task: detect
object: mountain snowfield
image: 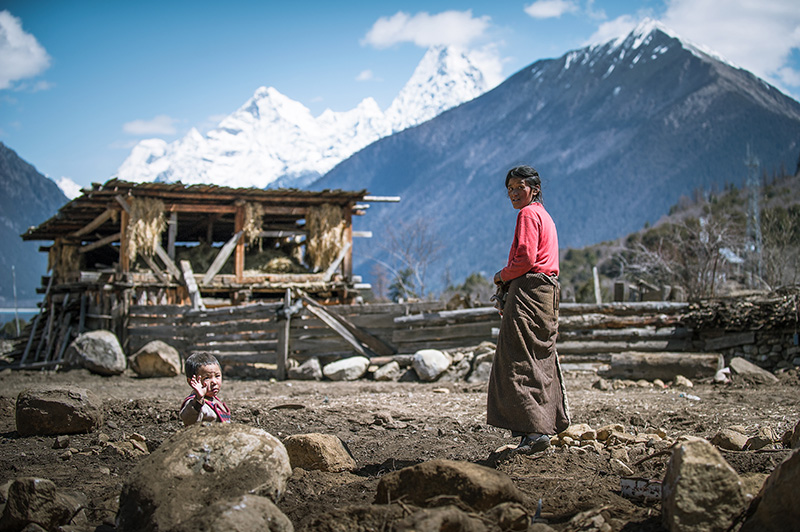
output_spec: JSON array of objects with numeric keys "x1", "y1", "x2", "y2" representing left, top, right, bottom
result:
[{"x1": 116, "y1": 46, "x2": 490, "y2": 189}]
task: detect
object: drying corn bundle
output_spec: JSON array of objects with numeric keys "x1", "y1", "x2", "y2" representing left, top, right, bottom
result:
[
  {"x1": 305, "y1": 203, "x2": 344, "y2": 271},
  {"x1": 243, "y1": 202, "x2": 265, "y2": 245},
  {"x1": 126, "y1": 197, "x2": 166, "y2": 262},
  {"x1": 49, "y1": 238, "x2": 80, "y2": 280}
]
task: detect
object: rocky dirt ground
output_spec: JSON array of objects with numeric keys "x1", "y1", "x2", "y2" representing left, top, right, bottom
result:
[{"x1": 0, "y1": 365, "x2": 798, "y2": 531}]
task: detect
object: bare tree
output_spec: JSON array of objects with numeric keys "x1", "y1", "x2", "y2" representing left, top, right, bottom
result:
[
  {"x1": 370, "y1": 218, "x2": 444, "y2": 300},
  {"x1": 622, "y1": 212, "x2": 747, "y2": 298}
]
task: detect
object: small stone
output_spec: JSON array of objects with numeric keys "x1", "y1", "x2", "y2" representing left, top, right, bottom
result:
[
  {"x1": 432, "y1": 388, "x2": 450, "y2": 394},
  {"x1": 711, "y1": 429, "x2": 748, "y2": 451},
  {"x1": 60, "y1": 451, "x2": 72, "y2": 460},
  {"x1": 745, "y1": 427, "x2": 778, "y2": 450},
  {"x1": 597, "y1": 424, "x2": 625, "y2": 441},
  {"x1": 673, "y1": 375, "x2": 693, "y2": 388},
  {"x1": 653, "y1": 379, "x2": 666, "y2": 388},
  {"x1": 636, "y1": 379, "x2": 652, "y2": 388},
  {"x1": 559, "y1": 423, "x2": 593, "y2": 440},
  {"x1": 130, "y1": 432, "x2": 146, "y2": 442},
  {"x1": 52, "y1": 435, "x2": 70, "y2": 449},
  {"x1": 592, "y1": 378, "x2": 612, "y2": 391}
]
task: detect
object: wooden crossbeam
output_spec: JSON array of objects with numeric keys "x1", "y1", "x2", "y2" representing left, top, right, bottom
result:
[{"x1": 202, "y1": 231, "x2": 242, "y2": 285}]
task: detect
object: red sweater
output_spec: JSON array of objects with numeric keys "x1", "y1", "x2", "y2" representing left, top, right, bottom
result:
[{"x1": 500, "y1": 202, "x2": 559, "y2": 281}]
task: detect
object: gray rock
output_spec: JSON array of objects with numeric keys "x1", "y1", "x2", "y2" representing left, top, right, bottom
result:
[
  {"x1": 65, "y1": 330, "x2": 126, "y2": 376},
  {"x1": 741, "y1": 448, "x2": 800, "y2": 532},
  {"x1": 467, "y1": 361, "x2": 493, "y2": 383},
  {"x1": 729, "y1": 357, "x2": 779, "y2": 384},
  {"x1": 412, "y1": 349, "x2": 451, "y2": 381},
  {"x1": 15, "y1": 388, "x2": 103, "y2": 436},
  {"x1": 288, "y1": 357, "x2": 323, "y2": 381},
  {"x1": 0, "y1": 477, "x2": 87, "y2": 532},
  {"x1": 375, "y1": 459, "x2": 525, "y2": 511},
  {"x1": 662, "y1": 438, "x2": 745, "y2": 532},
  {"x1": 170, "y1": 494, "x2": 293, "y2": 532},
  {"x1": 437, "y1": 357, "x2": 472, "y2": 382},
  {"x1": 283, "y1": 433, "x2": 356, "y2": 472},
  {"x1": 373, "y1": 361, "x2": 403, "y2": 382},
  {"x1": 710, "y1": 429, "x2": 749, "y2": 451},
  {"x1": 322, "y1": 356, "x2": 370, "y2": 381},
  {"x1": 116, "y1": 424, "x2": 291, "y2": 532},
  {"x1": 128, "y1": 340, "x2": 181, "y2": 378},
  {"x1": 791, "y1": 419, "x2": 800, "y2": 449}
]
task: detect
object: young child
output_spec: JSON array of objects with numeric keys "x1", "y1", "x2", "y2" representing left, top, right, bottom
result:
[{"x1": 180, "y1": 352, "x2": 231, "y2": 426}]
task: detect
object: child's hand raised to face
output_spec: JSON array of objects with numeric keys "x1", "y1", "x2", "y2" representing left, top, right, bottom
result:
[{"x1": 189, "y1": 374, "x2": 208, "y2": 402}]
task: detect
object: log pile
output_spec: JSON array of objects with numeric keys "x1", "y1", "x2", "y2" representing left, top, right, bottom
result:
[{"x1": 682, "y1": 286, "x2": 800, "y2": 331}]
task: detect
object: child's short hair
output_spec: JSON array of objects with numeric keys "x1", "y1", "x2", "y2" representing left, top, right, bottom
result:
[{"x1": 185, "y1": 352, "x2": 221, "y2": 378}]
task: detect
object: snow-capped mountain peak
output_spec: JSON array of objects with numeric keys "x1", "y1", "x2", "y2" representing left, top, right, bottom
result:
[{"x1": 116, "y1": 46, "x2": 489, "y2": 189}]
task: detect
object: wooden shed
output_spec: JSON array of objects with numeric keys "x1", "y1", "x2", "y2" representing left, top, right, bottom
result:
[{"x1": 16, "y1": 179, "x2": 380, "y2": 369}]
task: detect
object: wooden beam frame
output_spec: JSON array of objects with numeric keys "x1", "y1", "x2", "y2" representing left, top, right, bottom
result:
[
  {"x1": 71, "y1": 208, "x2": 115, "y2": 237},
  {"x1": 202, "y1": 231, "x2": 242, "y2": 285},
  {"x1": 79, "y1": 232, "x2": 121, "y2": 254},
  {"x1": 234, "y1": 203, "x2": 245, "y2": 282}
]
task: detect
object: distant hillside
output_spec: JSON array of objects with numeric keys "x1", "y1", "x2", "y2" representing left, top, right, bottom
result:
[
  {"x1": 560, "y1": 167, "x2": 800, "y2": 301},
  {"x1": 0, "y1": 143, "x2": 68, "y2": 305},
  {"x1": 313, "y1": 21, "x2": 800, "y2": 293}
]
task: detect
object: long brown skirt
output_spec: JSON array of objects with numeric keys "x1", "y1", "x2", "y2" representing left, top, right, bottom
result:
[{"x1": 487, "y1": 272, "x2": 570, "y2": 436}]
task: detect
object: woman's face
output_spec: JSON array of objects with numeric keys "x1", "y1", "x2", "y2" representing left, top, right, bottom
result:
[{"x1": 507, "y1": 177, "x2": 538, "y2": 210}]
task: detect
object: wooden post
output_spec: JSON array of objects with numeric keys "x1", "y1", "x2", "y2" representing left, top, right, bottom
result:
[
  {"x1": 343, "y1": 204, "x2": 353, "y2": 280},
  {"x1": 276, "y1": 288, "x2": 291, "y2": 380},
  {"x1": 592, "y1": 266, "x2": 602, "y2": 305},
  {"x1": 119, "y1": 208, "x2": 130, "y2": 273},
  {"x1": 167, "y1": 212, "x2": 177, "y2": 260},
  {"x1": 234, "y1": 203, "x2": 245, "y2": 283}
]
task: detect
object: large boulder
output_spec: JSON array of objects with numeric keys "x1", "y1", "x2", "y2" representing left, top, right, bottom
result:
[
  {"x1": 740, "y1": 448, "x2": 800, "y2": 532},
  {"x1": 116, "y1": 423, "x2": 291, "y2": 532},
  {"x1": 412, "y1": 349, "x2": 451, "y2": 381},
  {"x1": 0, "y1": 477, "x2": 87, "y2": 532},
  {"x1": 170, "y1": 494, "x2": 293, "y2": 532},
  {"x1": 283, "y1": 433, "x2": 356, "y2": 472},
  {"x1": 287, "y1": 357, "x2": 323, "y2": 381},
  {"x1": 375, "y1": 459, "x2": 526, "y2": 511},
  {"x1": 322, "y1": 356, "x2": 369, "y2": 381},
  {"x1": 128, "y1": 340, "x2": 181, "y2": 377},
  {"x1": 15, "y1": 388, "x2": 103, "y2": 436},
  {"x1": 65, "y1": 330, "x2": 126, "y2": 376},
  {"x1": 661, "y1": 438, "x2": 745, "y2": 532}
]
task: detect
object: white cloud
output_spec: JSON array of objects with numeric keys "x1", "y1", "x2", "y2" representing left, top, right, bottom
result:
[
  {"x1": 524, "y1": 0, "x2": 579, "y2": 19},
  {"x1": 362, "y1": 10, "x2": 490, "y2": 49},
  {"x1": 660, "y1": 0, "x2": 800, "y2": 90},
  {"x1": 123, "y1": 115, "x2": 178, "y2": 136},
  {"x1": 583, "y1": 14, "x2": 638, "y2": 46},
  {"x1": 356, "y1": 69, "x2": 374, "y2": 81},
  {"x1": 0, "y1": 10, "x2": 51, "y2": 90}
]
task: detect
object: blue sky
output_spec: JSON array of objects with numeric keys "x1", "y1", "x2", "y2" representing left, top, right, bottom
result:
[{"x1": 2, "y1": 0, "x2": 799, "y2": 194}]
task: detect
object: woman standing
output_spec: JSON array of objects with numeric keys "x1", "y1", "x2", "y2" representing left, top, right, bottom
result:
[{"x1": 487, "y1": 165, "x2": 570, "y2": 453}]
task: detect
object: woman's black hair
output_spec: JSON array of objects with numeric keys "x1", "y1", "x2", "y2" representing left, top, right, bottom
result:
[
  {"x1": 505, "y1": 165, "x2": 542, "y2": 203},
  {"x1": 185, "y1": 351, "x2": 221, "y2": 378}
]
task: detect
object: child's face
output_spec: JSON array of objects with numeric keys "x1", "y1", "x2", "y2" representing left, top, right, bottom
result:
[{"x1": 194, "y1": 364, "x2": 223, "y2": 397}]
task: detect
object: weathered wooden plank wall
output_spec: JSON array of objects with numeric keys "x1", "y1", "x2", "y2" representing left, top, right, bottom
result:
[{"x1": 126, "y1": 300, "x2": 693, "y2": 371}]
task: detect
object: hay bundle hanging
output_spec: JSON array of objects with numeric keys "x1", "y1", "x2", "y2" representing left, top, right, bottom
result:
[
  {"x1": 243, "y1": 202, "x2": 265, "y2": 245},
  {"x1": 126, "y1": 197, "x2": 166, "y2": 262},
  {"x1": 49, "y1": 238, "x2": 80, "y2": 279},
  {"x1": 305, "y1": 203, "x2": 344, "y2": 271}
]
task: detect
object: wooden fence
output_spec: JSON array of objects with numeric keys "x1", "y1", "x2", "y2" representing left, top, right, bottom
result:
[{"x1": 125, "y1": 300, "x2": 692, "y2": 373}]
